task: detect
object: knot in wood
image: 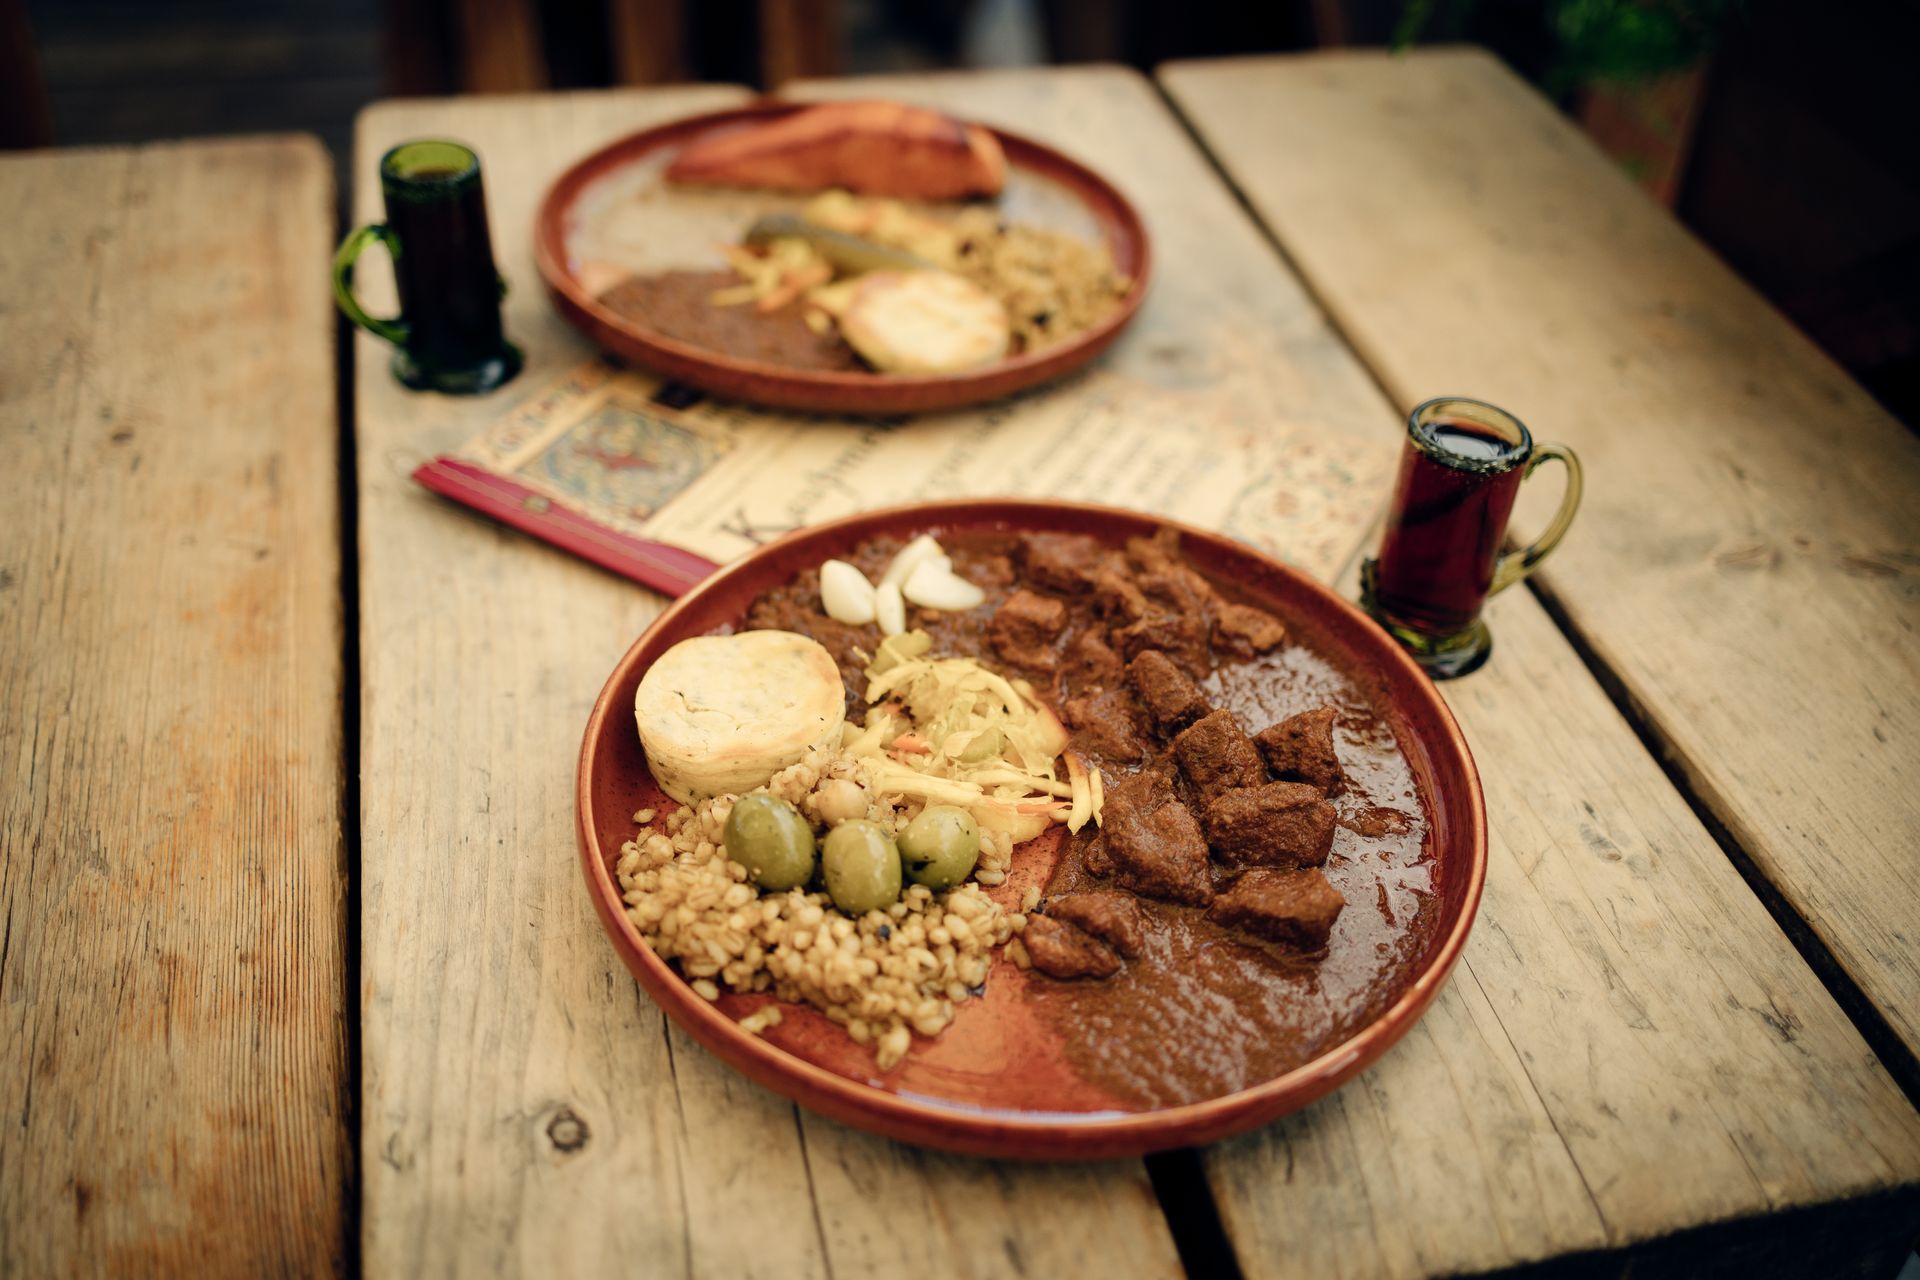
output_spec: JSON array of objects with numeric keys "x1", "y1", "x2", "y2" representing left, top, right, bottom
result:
[{"x1": 546, "y1": 1107, "x2": 590, "y2": 1153}]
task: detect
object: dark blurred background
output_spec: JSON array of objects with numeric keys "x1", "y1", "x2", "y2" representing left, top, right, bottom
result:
[{"x1": 9, "y1": 0, "x2": 1916, "y2": 426}]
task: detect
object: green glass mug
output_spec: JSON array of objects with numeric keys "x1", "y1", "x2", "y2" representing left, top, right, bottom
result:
[{"x1": 333, "y1": 140, "x2": 523, "y2": 395}]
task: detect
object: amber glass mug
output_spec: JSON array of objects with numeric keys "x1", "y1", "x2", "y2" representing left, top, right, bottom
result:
[{"x1": 1361, "y1": 398, "x2": 1582, "y2": 678}]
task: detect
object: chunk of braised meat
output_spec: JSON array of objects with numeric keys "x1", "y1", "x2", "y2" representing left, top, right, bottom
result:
[
  {"x1": 1124, "y1": 526, "x2": 1186, "y2": 577},
  {"x1": 1203, "y1": 782, "x2": 1337, "y2": 868},
  {"x1": 1254, "y1": 706, "x2": 1344, "y2": 795},
  {"x1": 1063, "y1": 627, "x2": 1127, "y2": 694},
  {"x1": 1214, "y1": 601, "x2": 1288, "y2": 655},
  {"x1": 1019, "y1": 532, "x2": 1107, "y2": 595},
  {"x1": 1101, "y1": 769, "x2": 1214, "y2": 905},
  {"x1": 1207, "y1": 868, "x2": 1346, "y2": 949},
  {"x1": 1023, "y1": 913, "x2": 1121, "y2": 979},
  {"x1": 1082, "y1": 832, "x2": 1113, "y2": 878},
  {"x1": 1114, "y1": 610, "x2": 1213, "y2": 680},
  {"x1": 1063, "y1": 690, "x2": 1149, "y2": 764},
  {"x1": 1127, "y1": 528, "x2": 1218, "y2": 608},
  {"x1": 1145, "y1": 565, "x2": 1209, "y2": 609},
  {"x1": 1094, "y1": 542, "x2": 1214, "y2": 677},
  {"x1": 1138, "y1": 563, "x2": 1213, "y2": 617},
  {"x1": 968, "y1": 552, "x2": 1018, "y2": 590},
  {"x1": 1127, "y1": 650, "x2": 1209, "y2": 734},
  {"x1": 1045, "y1": 891, "x2": 1144, "y2": 958},
  {"x1": 1172, "y1": 709, "x2": 1267, "y2": 803},
  {"x1": 1091, "y1": 559, "x2": 1150, "y2": 623},
  {"x1": 1105, "y1": 764, "x2": 1171, "y2": 809},
  {"x1": 988, "y1": 588, "x2": 1067, "y2": 671}
]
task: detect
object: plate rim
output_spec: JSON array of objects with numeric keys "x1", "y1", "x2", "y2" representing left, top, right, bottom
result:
[
  {"x1": 533, "y1": 101, "x2": 1154, "y2": 414},
  {"x1": 575, "y1": 498, "x2": 1488, "y2": 1158}
]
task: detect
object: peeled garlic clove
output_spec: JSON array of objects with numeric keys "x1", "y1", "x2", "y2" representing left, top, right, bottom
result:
[
  {"x1": 820, "y1": 559, "x2": 877, "y2": 624},
  {"x1": 902, "y1": 560, "x2": 985, "y2": 611},
  {"x1": 880, "y1": 534, "x2": 946, "y2": 590},
  {"x1": 874, "y1": 581, "x2": 906, "y2": 636}
]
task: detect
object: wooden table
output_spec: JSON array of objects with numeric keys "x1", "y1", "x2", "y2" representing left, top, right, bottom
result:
[
  {"x1": 1, "y1": 138, "x2": 345, "y2": 1273},
  {"x1": 5, "y1": 49, "x2": 1918, "y2": 1279}
]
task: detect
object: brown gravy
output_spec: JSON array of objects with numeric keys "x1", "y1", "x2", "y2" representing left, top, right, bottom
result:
[
  {"x1": 600, "y1": 270, "x2": 863, "y2": 372},
  {"x1": 745, "y1": 529, "x2": 1440, "y2": 1109}
]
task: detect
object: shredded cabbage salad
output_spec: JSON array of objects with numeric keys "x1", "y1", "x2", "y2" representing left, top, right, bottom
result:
[{"x1": 844, "y1": 630, "x2": 1103, "y2": 843}]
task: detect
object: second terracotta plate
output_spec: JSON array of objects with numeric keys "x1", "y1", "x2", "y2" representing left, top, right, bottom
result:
[
  {"x1": 577, "y1": 500, "x2": 1487, "y2": 1159},
  {"x1": 534, "y1": 103, "x2": 1151, "y2": 414}
]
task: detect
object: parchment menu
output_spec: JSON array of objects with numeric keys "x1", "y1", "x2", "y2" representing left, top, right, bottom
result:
[{"x1": 448, "y1": 356, "x2": 1391, "y2": 584}]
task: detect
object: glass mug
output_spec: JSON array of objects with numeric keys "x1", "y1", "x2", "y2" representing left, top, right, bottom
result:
[
  {"x1": 1361, "y1": 397, "x2": 1583, "y2": 678},
  {"x1": 333, "y1": 140, "x2": 523, "y2": 395}
]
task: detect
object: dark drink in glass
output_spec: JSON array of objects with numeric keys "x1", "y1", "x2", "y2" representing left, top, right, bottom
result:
[
  {"x1": 1363, "y1": 398, "x2": 1582, "y2": 678},
  {"x1": 333, "y1": 140, "x2": 522, "y2": 395}
]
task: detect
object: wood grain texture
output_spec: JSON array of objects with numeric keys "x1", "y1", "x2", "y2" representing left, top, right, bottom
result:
[
  {"x1": 454, "y1": 0, "x2": 547, "y2": 93},
  {"x1": 0, "y1": 138, "x2": 345, "y2": 1275},
  {"x1": 759, "y1": 0, "x2": 842, "y2": 89},
  {"x1": 352, "y1": 83, "x2": 1184, "y2": 1277},
  {"x1": 608, "y1": 0, "x2": 688, "y2": 85},
  {"x1": 1159, "y1": 47, "x2": 1920, "y2": 1059}
]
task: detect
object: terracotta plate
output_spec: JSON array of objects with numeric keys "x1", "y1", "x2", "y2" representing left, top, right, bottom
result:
[
  {"x1": 577, "y1": 500, "x2": 1486, "y2": 1158},
  {"x1": 534, "y1": 103, "x2": 1150, "y2": 414}
]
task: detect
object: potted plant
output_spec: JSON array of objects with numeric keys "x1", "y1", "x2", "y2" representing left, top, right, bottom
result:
[{"x1": 1396, "y1": 0, "x2": 1748, "y2": 206}]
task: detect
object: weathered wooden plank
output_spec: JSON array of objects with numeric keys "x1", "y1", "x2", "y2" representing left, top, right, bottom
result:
[
  {"x1": 0, "y1": 138, "x2": 346, "y2": 1275},
  {"x1": 352, "y1": 83, "x2": 1186, "y2": 1278},
  {"x1": 1160, "y1": 47, "x2": 1920, "y2": 1062}
]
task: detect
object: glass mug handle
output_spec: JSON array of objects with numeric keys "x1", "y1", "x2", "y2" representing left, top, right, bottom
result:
[
  {"x1": 1488, "y1": 442, "x2": 1584, "y2": 596},
  {"x1": 332, "y1": 224, "x2": 409, "y2": 346}
]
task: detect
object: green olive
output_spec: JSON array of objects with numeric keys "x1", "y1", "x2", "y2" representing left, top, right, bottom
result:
[
  {"x1": 821, "y1": 820, "x2": 903, "y2": 915},
  {"x1": 898, "y1": 804, "x2": 980, "y2": 889},
  {"x1": 723, "y1": 794, "x2": 816, "y2": 892}
]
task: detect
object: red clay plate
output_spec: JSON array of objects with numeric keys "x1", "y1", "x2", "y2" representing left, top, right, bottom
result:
[
  {"x1": 576, "y1": 500, "x2": 1486, "y2": 1158},
  {"x1": 534, "y1": 102, "x2": 1150, "y2": 414}
]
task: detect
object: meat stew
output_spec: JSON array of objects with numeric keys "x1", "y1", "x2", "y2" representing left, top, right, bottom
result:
[{"x1": 744, "y1": 525, "x2": 1440, "y2": 1109}]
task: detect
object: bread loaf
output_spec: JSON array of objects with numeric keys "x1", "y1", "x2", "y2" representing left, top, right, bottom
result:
[
  {"x1": 635, "y1": 630, "x2": 845, "y2": 804},
  {"x1": 666, "y1": 101, "x2": 1006, "y2": 201},
  {"x1": 837, "y1": 271, "x2": 1010, "y2": 374}
]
